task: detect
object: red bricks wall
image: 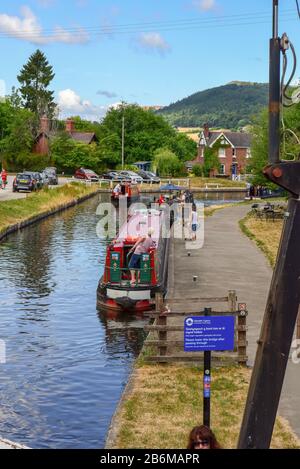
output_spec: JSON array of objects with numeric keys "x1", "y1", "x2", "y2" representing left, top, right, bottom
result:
[{"x1": 33, "y1": 134, "x2": 49, "y2": 155}]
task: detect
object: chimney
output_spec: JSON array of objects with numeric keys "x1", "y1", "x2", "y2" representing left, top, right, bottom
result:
[
  {"x1": 40, "y1": 115, "x2": 49, "y2": 133},
  {"x1": 66, "y1": 118, "x2": 75, "y2": 133},
  {"x1": 203, "y1": 123, "x2": 210, "y2": 139}
]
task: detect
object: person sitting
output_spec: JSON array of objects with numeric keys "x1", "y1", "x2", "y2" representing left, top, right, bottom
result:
[
  {"x1": 187, "y1": 425, "x2": 221, "y2": 450},
  {"x1": 158, "y1": 194, "x2": 165, "y2": 205},
  {"x1": 128, "y1": 228, "x2": 156, "y2": 285}
]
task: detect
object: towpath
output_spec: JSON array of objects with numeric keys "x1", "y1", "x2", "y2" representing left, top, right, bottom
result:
[{"x1": 168, "y1": 204, "x2": 300, "y2": 438}]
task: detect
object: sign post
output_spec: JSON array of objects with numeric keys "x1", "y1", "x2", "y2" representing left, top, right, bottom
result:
[
  {"x1": 203, "y1": 308, "x2": 211, "y2": 427},
  {"x1": 184, "y1": 311, "x2": 235, "y2": 428}
]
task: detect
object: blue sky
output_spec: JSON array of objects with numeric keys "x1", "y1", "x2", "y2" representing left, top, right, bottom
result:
[{"x1": 0, "y1": 0, "x2": 300, "y2": 120}]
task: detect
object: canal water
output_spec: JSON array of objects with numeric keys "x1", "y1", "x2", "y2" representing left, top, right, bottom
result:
[{"x1": 0, "y1": 192, "x2": 244, "y2": 449}]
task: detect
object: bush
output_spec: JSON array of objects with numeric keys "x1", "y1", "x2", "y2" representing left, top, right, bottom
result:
[{"x1": 192, "y1": 164, "x2": 203, "y2": 177}]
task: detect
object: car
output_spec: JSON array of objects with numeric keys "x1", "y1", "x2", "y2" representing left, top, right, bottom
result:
[
  {"x1": 137, "y1": 170, "x2": 160, "y2": 184},
  {"x1": 27, "y1": 172, "x2": 47, "y2": 189},
  {"x1": 74, "y1": 168, "x2": 99, "y2": 182},
  {"x1": 43, "y1": 167, "x2": 58, "y2": 185},
  {"x1": 102, "y1": 171, "x2": 124, "y2": 181},
  {"x1": 118, "y1": 170, "x2": 143, "y2": 184},
  {"x1": 13, "y1": 173, "x2": 38, "y2": 192}
]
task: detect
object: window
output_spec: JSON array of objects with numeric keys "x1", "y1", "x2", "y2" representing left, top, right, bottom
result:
[
  {"x1": 220, "y1": 164, "x2": 225, "y2": 175},
  {"x1": 232, "y1": 148, "x2": 236, "y2": 157},
  {"x1": 218, "y1": 147, "x2": 226, "y2": 158},
  {"x1": 246, "y1": 148, "x2": 251, "y2": 159}
]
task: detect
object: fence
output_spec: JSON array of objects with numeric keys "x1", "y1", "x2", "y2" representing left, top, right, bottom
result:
[{"x1": 143, "y1": 290, "x2": 248, "y2": 365}]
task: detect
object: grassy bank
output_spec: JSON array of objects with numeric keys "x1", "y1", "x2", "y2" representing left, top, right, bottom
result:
[
  {"x1": 109, "y1": 364, "x2": 299, "y2": 449},
  {"x1": 0, "y1": 183, "x2": 100, "y2": 235},
  {"x1": 189, "y1": 177, "x2": 246, "y2": 189},
  {"x1": 239, "y1": 213, "x2": 282, "y2": 267}
]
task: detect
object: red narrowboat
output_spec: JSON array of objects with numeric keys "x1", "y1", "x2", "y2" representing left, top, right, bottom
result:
[
  {"x1": 111, "y1": 182, "x2": 140, "y2": 206},
  {"x1": 97, "y1": 208, "x2": 169, "y2": 312}
]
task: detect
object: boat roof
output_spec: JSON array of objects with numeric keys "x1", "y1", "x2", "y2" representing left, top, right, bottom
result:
[{"x1": 115, "y1": 209, "x2": 161, "y2": 245}]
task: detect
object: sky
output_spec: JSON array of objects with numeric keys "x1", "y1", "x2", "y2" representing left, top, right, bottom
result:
[{"x1": 0, "y1": 0, "x2": 300, "y2": 121}]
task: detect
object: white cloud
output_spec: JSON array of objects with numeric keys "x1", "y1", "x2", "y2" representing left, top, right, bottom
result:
[
  {"x1": 58, "y1": 89, "x2": 110, "y2": 121},
  {"x1": 192, "y1": 0, "x2": 216, "y2": 11},
  {"x1": 0, "y1": 6, "x2": 89, "y2": 45},
  {"x1": 135, "y1": 32, "x2": 171, "y2": 55}
]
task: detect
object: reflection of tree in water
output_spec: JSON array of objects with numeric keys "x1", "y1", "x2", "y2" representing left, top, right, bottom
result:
[
  {"x1": 11, "y1": 221, "x2": 55, "y2": 299},
  {"x1": 97, "y1": 308, "x2": 148, "y2": 358}
]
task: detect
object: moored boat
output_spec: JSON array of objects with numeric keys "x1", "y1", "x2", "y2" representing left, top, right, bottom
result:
[
  {"x1": 97, "y1": 207, "x2": 169, "y2": 312},
  {"x1": 111, "y1": 182, "x2": 140, "y2": 206}
]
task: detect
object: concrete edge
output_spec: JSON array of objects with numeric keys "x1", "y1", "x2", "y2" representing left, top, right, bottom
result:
[
  {"x1": 104, "y1": 366, "x2": 140, "y2": 449},
  {"x1": 0, "y1": 189, "x2": 101, "y2": 244},
  {"x1": 0, "y1": 438, "x2": 30, "y2": 449}
]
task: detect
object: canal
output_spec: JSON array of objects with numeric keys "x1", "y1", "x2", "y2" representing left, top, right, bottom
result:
[{"x1": 0, "y1": 191, "x2": 244, "y2": 448}]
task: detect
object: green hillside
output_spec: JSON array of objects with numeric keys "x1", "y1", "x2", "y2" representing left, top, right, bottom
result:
[{"x1": 157, "y1": 81, "x2": 268, "y2": 129}]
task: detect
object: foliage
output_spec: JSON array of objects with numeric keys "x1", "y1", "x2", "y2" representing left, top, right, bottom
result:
[
  {"x1": 247, "y1": 104, "x2": 300, "y2": 187},
  {"x1": 51, "y1": 134, "x2": 106, "y2": 173},
  {"x1": 98, "y1": 104, "x2": 197, "y2": 167},
  {"x1": 0, "y1": 105, "x2": 36, "y2": 170},
  {"x1": 203, "y1": 147, "x2": 221, "y2": 177},
  {"x1": 192, "y1": 164, "x2": 203, "y2": 177},
  {"x1": 157, "y1": 82, "x2": 269, "y2": 129},
  {"x1": 152, "y1": 148, "x2": 186, "y2": 176},
  {"x1": 17, "y1": 49, "x2": 56, "y2": 119}
]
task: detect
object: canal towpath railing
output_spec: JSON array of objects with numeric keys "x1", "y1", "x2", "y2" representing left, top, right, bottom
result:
[{"x1": 143, "y1": 290, "x2": 248, "y2": 365}]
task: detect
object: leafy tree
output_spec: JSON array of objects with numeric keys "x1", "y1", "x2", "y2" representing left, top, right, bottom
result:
[
  {"x1": 98, "y1": 104, "x2": 197, "y2": 167},
  {"x1": 0, "y1": 108, "x2": 35, "y2": 169},
  {"x1": 17, "y1": 49, "x2": 56, "y2": 119},
  {"x1": 203, "y1": 147, "x2": 220, "y2": 177},
  {"x1": 192, "y1": 164, "x2": 203, "y2": 177},
  {"x1": 152, "y1": 148, "x2": 185, "y2": 177}
]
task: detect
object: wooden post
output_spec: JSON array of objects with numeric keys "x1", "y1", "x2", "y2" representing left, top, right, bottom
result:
[
  {"x1": 155, "y1": 292, "x2": 167, "y2": 357},
  {"x1": 297, "y1": 307, "x2": 300, "y2": 340},
  {"x1": 238, "y1": 310, "x2": 247, "y2": 365},
  {"x1": 228, "y1": 290, "x2": 237, "y2": 351}
]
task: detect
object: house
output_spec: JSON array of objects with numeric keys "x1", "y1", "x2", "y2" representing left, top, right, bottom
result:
[
  {"x1": 186, "y1": 124, "x2": 251, "y2": 177},
  {"x1": 33, "y1": 117, "x2": 98, "y2": 155}
]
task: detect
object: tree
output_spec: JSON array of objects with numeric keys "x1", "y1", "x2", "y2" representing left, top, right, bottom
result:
[
  {"x1": 98, "y1": 103, "x2": 197, "y2": 167},
  {"x1": 152, "y1": 148, "x2": 185, "y2": 176},
  {"x1": 192, "y1": 164, "x2": 203, "y2": 177},
  {"x1": 203, "y1": 147, "x2": 220, "y2": 177},
  {"x1": 17, "y1": 49, "x2": 56, "y2": 119}
]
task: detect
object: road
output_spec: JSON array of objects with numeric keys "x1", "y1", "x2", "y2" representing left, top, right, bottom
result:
[{"x1": 0, "y1": 175, "x2": 67, "y2": 202}]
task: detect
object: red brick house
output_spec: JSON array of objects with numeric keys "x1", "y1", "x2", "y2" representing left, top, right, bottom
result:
[
  {"x1": 33, "y1": 117, "x2": 98, "y2": 155},
  {"x1": 186, "y1": 124, "x2": 251, "y2": 177}
]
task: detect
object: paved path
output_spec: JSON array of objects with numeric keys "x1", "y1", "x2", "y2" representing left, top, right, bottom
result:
[
  {"x1": 0, "y1": 176, "x2": 68, "y2": 202},
  {"x1": 168, "y1": 204, "x2": 300, "y2": 438}
]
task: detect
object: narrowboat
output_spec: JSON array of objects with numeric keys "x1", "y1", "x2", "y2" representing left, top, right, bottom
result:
[
  {"x1": 111, "y1": 182, "x2": 140, "y2": 206},
  {"x1": 97, "y1": 208, "x2": 170, "y2": 312}
]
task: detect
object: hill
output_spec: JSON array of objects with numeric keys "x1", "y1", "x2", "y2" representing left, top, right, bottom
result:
[{"x1": 157, "y1": 82, "x2": 268, "y2": 129}]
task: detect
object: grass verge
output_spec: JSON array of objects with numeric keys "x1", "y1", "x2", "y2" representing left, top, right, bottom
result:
[
  {"x1": 0, "y1": 183, "x2": 99, "y2": 236},
  {"x1": 110, "y1": 364, "x2": 299, "y2": 449},
  {"x1": 239, "y1": 212, "x2": 283, "y2": 267}
]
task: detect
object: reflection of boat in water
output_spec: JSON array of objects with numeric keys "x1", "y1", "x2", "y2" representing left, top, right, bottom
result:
[
  {"x1": 97, "y1": 207, "x2": 169, "y2": 312},
  {"x1": 111, "y1": 182, "x2": 140, "y2": 207}
]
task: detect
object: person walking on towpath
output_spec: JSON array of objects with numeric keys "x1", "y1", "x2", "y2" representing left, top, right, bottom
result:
[{"x1": 1, "y1": 168, "x2": 7, "y2": 190}]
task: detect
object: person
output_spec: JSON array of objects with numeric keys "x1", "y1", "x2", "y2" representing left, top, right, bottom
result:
[
  {"x1": 1, "y1": 168, "x2": 7, "y2": 190},
  {"x1": 191, "y1": 203, "x2": 198, "y2": 241},
  {"x1": 113, "y1": 182, "x2": 121, "y2": 196},
  {"x1": 187, "y1": 425, "x2": 221, "y2": 450},
  {"x1": 158, "y1": 194, "x2": 165, "y2": 205},
  {"x1": 128, "y1": 228, "x2": 156, "y2": 285}
]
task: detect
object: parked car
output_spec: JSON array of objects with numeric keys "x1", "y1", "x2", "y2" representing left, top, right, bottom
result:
[
  {"x1": 102, "y1": 171, "x2": 124, "y2": 181},
  {"x1": 13, "y1": 173, "x2": 38, "y2": 192},
  {"x1": 74, "y1": 168, "x2": 99, "y2": 182},
  {"x1": 137, "y1": 170, "x2": 160, "y2": 184},
  {"x1": 118, "y1": 170, "x2": 143, "y2": 184},
  {"x1": 43, "y1": 167, "x2": 58, "y2": 185},
  {"x1": 28, "y1": 172, "x2": 47, "y2": 189}
]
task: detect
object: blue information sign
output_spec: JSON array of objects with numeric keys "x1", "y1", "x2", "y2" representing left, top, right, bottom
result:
[{"x1": 184, "y1": 316, "x2": 235, "y2": 352}]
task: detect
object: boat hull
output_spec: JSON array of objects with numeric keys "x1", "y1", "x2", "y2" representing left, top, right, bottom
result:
[{"x1": 97, "y1": 280, "x2": 156, "y2": 312}]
